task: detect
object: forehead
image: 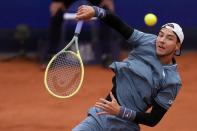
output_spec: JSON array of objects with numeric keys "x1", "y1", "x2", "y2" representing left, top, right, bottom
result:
[{"x1": 159, "y1": 28, "x2": 176, "y2": 37}]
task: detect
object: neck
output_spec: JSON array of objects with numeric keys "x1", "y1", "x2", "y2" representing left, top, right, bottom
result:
[{"x1": 158, "y1": 54, "x2": 174, "y2": 65}]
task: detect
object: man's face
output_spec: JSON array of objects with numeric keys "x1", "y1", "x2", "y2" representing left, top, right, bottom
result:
[{"x1": 156, "y1": 28, "x2": 180, "y2": 56}]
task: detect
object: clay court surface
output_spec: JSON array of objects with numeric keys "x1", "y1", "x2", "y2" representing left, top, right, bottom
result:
[{"x1": 0, "y1": 51, "x2": 197, "y2": 131}]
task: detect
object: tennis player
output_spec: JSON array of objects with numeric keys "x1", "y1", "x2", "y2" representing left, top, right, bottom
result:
[{"x1": 73, "y1": 5, "x2": 184, "y2": 131}]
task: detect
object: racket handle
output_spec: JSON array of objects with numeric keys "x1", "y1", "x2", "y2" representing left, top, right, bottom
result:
[{"x1": 75, "y1": 21, "x2": 84, "y2": 35}]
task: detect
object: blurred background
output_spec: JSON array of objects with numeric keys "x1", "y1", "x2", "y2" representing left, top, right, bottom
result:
[
  {"x1": 0, "y1": 0, "x2": 196, "y2": 63},
  {"x1": 0, "y1": 0, "x2": 197, "y2": 131}
]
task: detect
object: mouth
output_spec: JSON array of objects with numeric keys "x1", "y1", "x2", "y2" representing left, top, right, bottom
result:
[{"x1": 158, "y1": 45, "x2": 165, "y2": 50}]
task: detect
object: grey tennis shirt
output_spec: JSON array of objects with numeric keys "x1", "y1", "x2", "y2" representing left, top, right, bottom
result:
[
  {"x1": 110, "y1": 29, "x2": 182, "y2": 111},
  {"x1": 88, "y1": 29, "x2": 182, "y2": 130}
]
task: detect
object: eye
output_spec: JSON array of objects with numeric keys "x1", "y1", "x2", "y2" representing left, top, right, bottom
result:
[
  {"x1": 158, "y1": 33, "x2": 163, "y2": 37},
  {"x1": 167, "y1": 36, "x2": 174, "y2": 41}
]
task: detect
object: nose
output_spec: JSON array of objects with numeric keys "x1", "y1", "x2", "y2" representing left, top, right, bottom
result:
[{"x1": 158, "y1": 37, "x2": 165, "y2": 44}]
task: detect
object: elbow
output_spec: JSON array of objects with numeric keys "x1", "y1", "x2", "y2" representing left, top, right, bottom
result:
[
  {"x1": 148, "y1": 123, "x2": 157, "y2": 127},
  {"x1": 135, "y1": 119, "x2": 160, "y2": 127},
  {"x1": 147, "y1": 120, "x2": 160, "y2": 127}
]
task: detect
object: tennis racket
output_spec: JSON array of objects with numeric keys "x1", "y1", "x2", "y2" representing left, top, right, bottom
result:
[{"x1": 44, "y1": 21, "x2": 84, "y2": 99}]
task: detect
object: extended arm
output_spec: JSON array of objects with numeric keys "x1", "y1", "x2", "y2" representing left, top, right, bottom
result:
[
  {"x1": 99, "y1": 8, "x2": 133, "y2": 39},
  {"x1": 76, "y1": 5, "x2": 134, "y2": 39}
]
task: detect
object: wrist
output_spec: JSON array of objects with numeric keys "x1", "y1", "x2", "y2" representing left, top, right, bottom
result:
[
  {"x1": 92, "y1": 6, "x2": 106, "y2": 18},
  {"x1": 118, "y1": 106, "x2": 136, "y2": 121}
]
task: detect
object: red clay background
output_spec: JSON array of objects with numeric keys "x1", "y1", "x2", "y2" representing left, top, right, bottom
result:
[{"x1": 0, "y1": 52, "x2": 197, "y2": 131}]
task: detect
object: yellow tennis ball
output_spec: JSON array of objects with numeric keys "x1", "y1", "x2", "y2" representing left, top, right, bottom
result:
[{"x1": 144, "y1": 13, "x2": 157, "y2": 26}]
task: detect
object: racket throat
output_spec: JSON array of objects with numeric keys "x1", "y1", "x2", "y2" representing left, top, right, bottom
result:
[{"x1": 74, "y1": 33, "x2": 80, "y2": 37}]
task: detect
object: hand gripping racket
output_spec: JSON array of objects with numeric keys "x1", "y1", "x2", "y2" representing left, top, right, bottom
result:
[{"x1": 44, "y1": 21, "x2": 84, "y2": 98}]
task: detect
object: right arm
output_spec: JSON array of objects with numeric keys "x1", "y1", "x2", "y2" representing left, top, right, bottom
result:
[
  {"x1": 100, "y1": 9, "x2": 133, "y2": 39},
  {"x1": 76, "y1": 5, "x2": 134, "y2": 40}
]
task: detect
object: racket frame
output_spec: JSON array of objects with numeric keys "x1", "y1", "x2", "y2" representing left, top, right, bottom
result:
[{"x1": 44, "y1": 22, "x2": 84, "y2": 98}]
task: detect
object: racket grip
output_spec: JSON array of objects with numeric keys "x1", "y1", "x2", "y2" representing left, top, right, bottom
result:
[{"x1": 75, "y1": 21, "x2": 84, "y2": 35}]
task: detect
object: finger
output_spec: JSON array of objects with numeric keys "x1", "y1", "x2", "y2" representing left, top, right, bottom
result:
[
  {"x1": 75, "y1": 14, "x2": 86, "y2": 20},
  {"x1": 76, "y1": 11, "x2": 84, "y2": 17},
  {"x1": 110, "y1": 92, "x2": 116, "y2": 101},
  {"x1": 96, "y1": 111, "x2": 108, "y2": 115},
  {"x1": 99, "y1": 98, "x2": 110, "y2": 104},
  {"x1": 95, "y1": 102, "x2": 111, "y2": 111},
  {"x1": 77, "y1": 7, "x2": 84, "y2": 13},
  {"x1": 95, "y1": 102, "x2": 109, "y2": 108},
  {"x1": 95, "y1": 103, "x2": 107, "y2": 111},
  {"x1": 78, "y1": 5, "x2": 85, "y2": 11}
]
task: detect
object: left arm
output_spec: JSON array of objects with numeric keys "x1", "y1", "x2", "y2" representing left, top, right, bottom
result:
[
  {"x1": 95, "y1": 93, "x2": 167, "y2": 127},
  {"x1": 133, "y1": 101, "x2": 167, "y2": 127}
]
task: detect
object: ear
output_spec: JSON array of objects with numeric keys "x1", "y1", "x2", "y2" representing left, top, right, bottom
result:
[
  {"x1": 175, "y1": 43, "x2": 182, "y2": 56},
  {"x1": 175, "y1": 42, "x2": 181, "y2": 50}
]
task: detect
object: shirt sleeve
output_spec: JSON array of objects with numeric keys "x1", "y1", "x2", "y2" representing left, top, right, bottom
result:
[
  {"x1": 127, "y1": 29, "x2": 157, "y2": 47},
  {"x1": 154, "y1": 83, "x2": 181, "y2": 110},
  {"x1": 134, "y1": 100, "x2": 167, "y2": 127},
  {"x1": 98, "y1": 8, "x2": 156, "y2": 47}
]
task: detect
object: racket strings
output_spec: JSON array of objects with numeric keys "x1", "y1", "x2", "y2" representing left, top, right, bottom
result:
[{"x1": 47, "y1": 52, "x2": 82, "y2": 96}]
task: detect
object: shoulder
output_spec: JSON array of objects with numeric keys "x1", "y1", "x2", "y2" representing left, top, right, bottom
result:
[
  {"x1": 127, "y1": 29, "x2": 157, "y2": 45},
  {"x1": 154, "y1": 67, "x2": 182, "y2": 110}
]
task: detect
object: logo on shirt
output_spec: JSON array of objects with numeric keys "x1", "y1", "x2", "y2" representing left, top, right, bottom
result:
[
  {"x1": 162, "y1": 70, "x2": 166, "y2": 78},
  {"x1": 168, "y1": 100, "x2": 173, "y2": 105}
]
